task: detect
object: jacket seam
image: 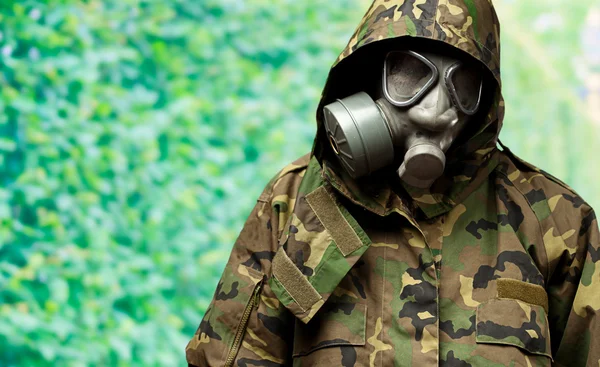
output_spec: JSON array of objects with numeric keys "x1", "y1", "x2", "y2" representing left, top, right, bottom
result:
[{"x1": 257, "y1": 159, "x2": 311, "y2": 283}]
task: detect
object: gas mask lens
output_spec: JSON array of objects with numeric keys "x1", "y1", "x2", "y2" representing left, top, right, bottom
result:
[
  {"x1": 446, "y1": 63, "x2": 483, "y2": 115},
  {"x1": 383, "y1": 50, "x2": 483, "y2": 115},
  {"x1": 383, "y1": 51, "x2": 437, "y2": 106}
]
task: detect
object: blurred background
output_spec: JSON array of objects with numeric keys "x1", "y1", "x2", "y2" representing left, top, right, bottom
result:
[{"x1": 0, "y1": 0, "x2": 598, "y2": 366}]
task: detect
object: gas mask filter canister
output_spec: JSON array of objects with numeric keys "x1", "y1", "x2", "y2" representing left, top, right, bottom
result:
[{"x1": 323, "y1": 92, "x2": 395, "y2": 179}]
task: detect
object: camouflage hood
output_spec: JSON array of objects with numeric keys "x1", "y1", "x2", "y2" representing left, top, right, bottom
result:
[{"x1": 313, "y1": 0, "x2": 504, "y2": 218}]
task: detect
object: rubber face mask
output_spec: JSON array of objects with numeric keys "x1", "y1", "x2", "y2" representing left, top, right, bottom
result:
[{"x1": 324, "y1": 49, "x2": 484, "y2": 188}]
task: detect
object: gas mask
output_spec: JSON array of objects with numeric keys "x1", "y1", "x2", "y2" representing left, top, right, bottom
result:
[{"x1": 324, "y1": 49, "x2": 484, "y2": 188}]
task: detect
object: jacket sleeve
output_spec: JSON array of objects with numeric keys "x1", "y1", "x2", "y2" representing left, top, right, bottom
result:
[
  {"x1": 547, "y1": 203, "x2": 600, "y2": 366},
  {"x1": 185, "y1": 171, "x2": 301, "y2": 367}
]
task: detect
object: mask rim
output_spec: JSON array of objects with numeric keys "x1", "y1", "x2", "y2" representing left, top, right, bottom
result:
[
  {"x1": 382, "y1": 50, "x2": 439, "y2": 108},
  {"x1": 444, "y1": 62, "x2": 484, "y2": 116}
]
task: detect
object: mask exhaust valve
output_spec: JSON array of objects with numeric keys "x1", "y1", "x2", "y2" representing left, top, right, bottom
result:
[{"x1": 397, "y1": 143, "x2": 446, "y2": 189}]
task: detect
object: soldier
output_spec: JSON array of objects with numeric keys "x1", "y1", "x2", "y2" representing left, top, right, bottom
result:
[{"x1": 186, "y1": 0, "x2": 600, "y2": 366}]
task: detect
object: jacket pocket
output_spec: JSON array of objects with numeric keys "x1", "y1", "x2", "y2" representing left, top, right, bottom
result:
[
  {"x1": 475, "y1": 297, "x2": 552, "y2": 360},
  {"x1": 292, "y1": 302, "x2": 367, "y2": 357}
]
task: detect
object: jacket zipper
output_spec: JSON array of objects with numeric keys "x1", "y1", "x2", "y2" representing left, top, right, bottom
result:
[{"x1": 224, "y1": 277, "x2": 264, "y2": 367}]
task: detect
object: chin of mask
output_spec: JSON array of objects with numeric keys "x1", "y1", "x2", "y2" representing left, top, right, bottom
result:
[{"x1": 323, "y1": 50, "x2": 484, "y2": 189}]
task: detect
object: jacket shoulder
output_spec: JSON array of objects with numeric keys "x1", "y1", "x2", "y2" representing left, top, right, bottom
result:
[
  {"x1": 497, "y1": 147, "x2": 594, "y2": 214},
  {"x1": 259, "y1": 153, "x2": 311, "y2": 202},
  {"x1": 496, "y1": 146, "x2": 597, "y2": 282}
]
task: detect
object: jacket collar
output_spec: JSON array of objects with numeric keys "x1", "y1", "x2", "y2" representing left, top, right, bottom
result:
[{"x1": 268, "y1": 156, "x2": 373, "y2": 323}]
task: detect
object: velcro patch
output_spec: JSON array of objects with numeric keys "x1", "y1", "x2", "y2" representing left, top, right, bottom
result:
[
  {"x1": 305, "y1": 186, "x2": 363, "y2": 256},
  {"x1": 272, "y1": 248, "x2": 322, "y2": 312},
  {"x1": 497, "y1": 278, "x2": 548, "y2": 313}
]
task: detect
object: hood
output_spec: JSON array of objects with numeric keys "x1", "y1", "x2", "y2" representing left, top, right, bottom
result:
[{"x1": 311, "y1": 0, "x2": 505, "y2": 219}]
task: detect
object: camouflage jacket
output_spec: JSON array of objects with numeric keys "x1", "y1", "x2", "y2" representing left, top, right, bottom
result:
[{"x1": 187, "y1": 1, "x2": 600, "y2": 366}]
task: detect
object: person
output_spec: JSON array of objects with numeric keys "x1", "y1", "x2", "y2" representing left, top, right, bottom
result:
[{"x1": 186, "y1": 0, "x2": 600, "y2": 365}]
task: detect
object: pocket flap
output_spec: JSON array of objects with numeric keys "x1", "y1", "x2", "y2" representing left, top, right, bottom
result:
[
  {"x1": 293, "y1": 302, "x2": 367, "y2": 357},
  {"x1": 476, "y1": 298, "x2": 552, "y2": 359}
]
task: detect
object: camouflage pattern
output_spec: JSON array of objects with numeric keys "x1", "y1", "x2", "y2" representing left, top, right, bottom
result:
[
  {"x1": 187, "y1": 0, "x2": 600, "y2": 366},
  {"x1": 335, "y1": 0, "x2": 501, "y2": 84}
]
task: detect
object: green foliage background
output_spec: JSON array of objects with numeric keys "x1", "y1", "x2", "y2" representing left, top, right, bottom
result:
[{"x1": 0, "y1": 0, "x2": 598, "y2": 366}]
